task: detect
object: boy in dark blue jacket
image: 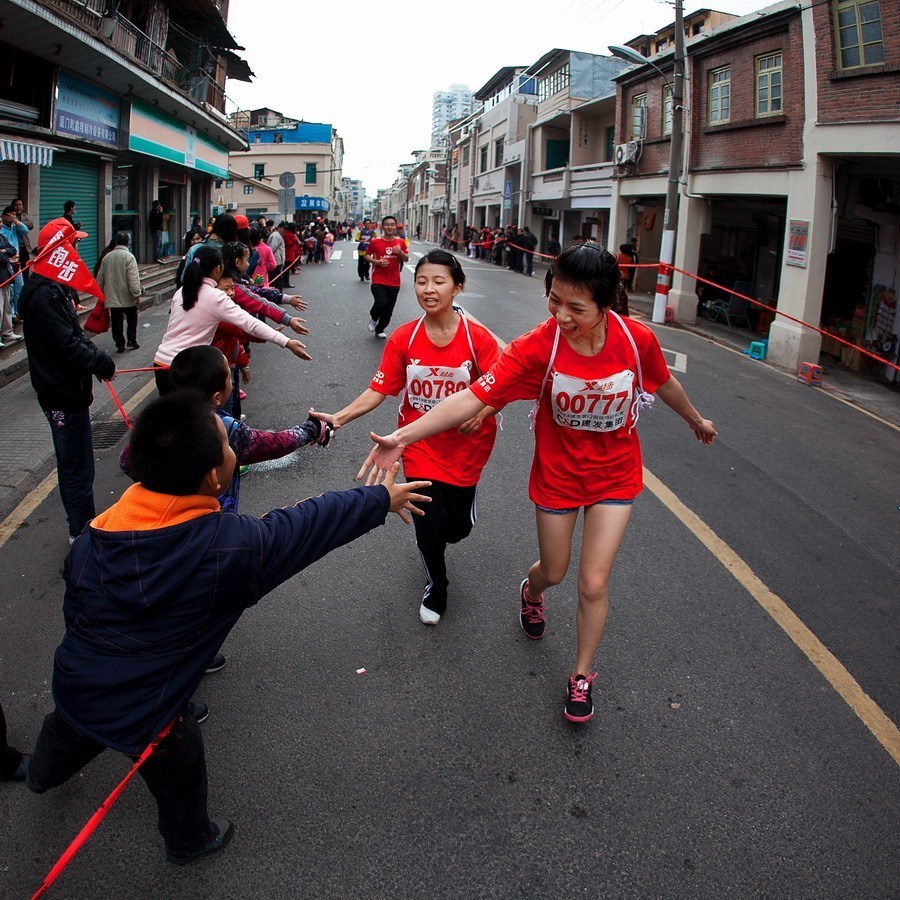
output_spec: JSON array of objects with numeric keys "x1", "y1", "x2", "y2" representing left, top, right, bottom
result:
[{"x1": 26, "y1": 392, "x2": 430, "y2": 865}]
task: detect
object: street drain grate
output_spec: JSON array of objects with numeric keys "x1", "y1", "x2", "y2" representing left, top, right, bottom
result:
[{"x1": 92, "y1": 420, "x2": 129, "y2": 450}]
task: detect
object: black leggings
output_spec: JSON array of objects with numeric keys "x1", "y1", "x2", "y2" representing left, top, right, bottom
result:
[{"x1": 411, "y1": 480, "x2": 477, "y2": 616}]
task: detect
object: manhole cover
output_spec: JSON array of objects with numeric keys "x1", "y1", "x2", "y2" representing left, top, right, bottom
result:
[{"x1": 92, "y1": 420, "x2": 129, "y2": 450}]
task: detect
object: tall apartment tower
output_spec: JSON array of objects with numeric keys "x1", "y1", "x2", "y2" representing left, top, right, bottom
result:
[{"x1": 431, "y1": 84, "x2": 475, "y2": 151}]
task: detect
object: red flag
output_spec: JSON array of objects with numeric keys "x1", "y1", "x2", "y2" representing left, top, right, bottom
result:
[{"x1": 32, "y1": 219, "x2": 105, "y2": 302}]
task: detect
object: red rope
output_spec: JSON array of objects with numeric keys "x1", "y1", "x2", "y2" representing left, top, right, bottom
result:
[
  {"x1": 671, "y1": 265, "x2": 899, "y2": 372},
  {"x1": 104, "y1": 380, "x2": 134, "y2": 430},
  {"x1": 32, "y1": 719, "x2": 175, "y2": 899}
]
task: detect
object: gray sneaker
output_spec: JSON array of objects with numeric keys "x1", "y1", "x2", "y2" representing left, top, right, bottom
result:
[{"x1": 367, "y1": 320, "x2": 377, "y2": 333}]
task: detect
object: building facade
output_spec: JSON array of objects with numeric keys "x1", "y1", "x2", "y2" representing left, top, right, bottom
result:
[
  {"x1": 609, "y1": 0, "x2": 900, "y2": 375},
  {"x1": 224, "y1": 109, "x2": 344, "y2": 224},
  {"x1": 431, "y1": 84, "x2": 476, "y2": 152},
  {"x1": 0, "y1": 0, "x2": 251, "y2": 267}
]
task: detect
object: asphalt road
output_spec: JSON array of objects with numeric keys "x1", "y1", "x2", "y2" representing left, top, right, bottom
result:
[{"x1": 0, "y1": 242, "x2": 897, "y2": 898}]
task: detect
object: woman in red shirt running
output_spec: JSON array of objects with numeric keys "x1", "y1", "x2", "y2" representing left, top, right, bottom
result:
[
  {"x1": 358, "y1": 243, "x2": 716, "y2": 723},
  {"x1": 312, "y1": 249, "x2": 499, "y2": 625}
]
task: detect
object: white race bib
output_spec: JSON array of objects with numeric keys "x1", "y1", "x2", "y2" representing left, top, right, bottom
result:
[
  {"x1": 405, "y1": 363, "x2": 472, "y2": 414},
  {"x1": 550, "y1": 369, "x2": 634, "y2": 432}
]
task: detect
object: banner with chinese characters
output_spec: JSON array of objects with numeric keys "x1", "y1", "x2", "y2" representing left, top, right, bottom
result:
[{"x1": 55, "y1": 71, "x2": 120, "y2": 147}]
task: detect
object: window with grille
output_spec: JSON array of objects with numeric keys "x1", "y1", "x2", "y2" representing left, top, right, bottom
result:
[
  {"x1": 305, "y1": 162, "x2": 317, "y2": 184},
  {"x1": 709, "y1": 67, "x2": 731, "y2": 125},
  {"x1": 243, "y1": 185, "x2": 253, "y2": 195},
  {"x1": 834, "y1": 0, "x2": 884, "y2": 69},
  {"x1": 662, "y1": 86, "x2": 673, "y2": 135},
  {"x1": 538, "y1": 64, "x2": 570, "y2": 102},
  {"x1": 494, "y1": 137, "x2": 504, "y2": 167},
  {"x1": 253, "y1": 163, "x2": 265, "y2": 179},
  {"x1": 631, "y1": 94, "x2": 647, "y2": 140},
  {"x1": 755, "y1": 53, "x2": 782, "y2": 117}
]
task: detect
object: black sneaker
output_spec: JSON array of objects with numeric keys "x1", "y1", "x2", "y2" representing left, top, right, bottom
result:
[
  {"x1": 519, "y1": 578, "x2": 546, "y2": 639},
  {"x1": 188, "y1": 701, "x2": 209, "y2": 724},
  {"x1": 126, "y1": 342, "x2": 140, "y2": 350},
  {"x1": 166, "y1": 817, "x2": 235, "y2": 865},
  {"x1": 205, "y1": 652, "x2": 226, "y2": 674},
  {"x1": 564, "y1": 673, "x2": 598, "y2": 723}
]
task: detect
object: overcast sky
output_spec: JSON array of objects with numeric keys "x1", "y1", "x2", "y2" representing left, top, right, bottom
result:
[{"x1": 225, "y1": 0, "x2": 771, "y2": 197}]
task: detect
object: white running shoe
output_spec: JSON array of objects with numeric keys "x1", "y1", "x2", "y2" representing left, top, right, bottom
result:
[
  {"x1": 367, "y1": 320, "x2": 377, "y2": 333},
  {"x1": 418, "y1": 603, "x2": 441, "y2": 625},
  {"x1": 376, "y1": 332, "x2": 388, "y2": 339}
]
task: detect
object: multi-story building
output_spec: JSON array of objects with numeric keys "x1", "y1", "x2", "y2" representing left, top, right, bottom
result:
[
  {"x1": 465, "y1": 67, "x2": 537, "y2": 233},
  {"x1": 431, "y1": 85, "x2": 476, "y2": 152},
  {"x1": 0, "y1": 0, "x2": 251, "y2": 265},
  {"x1": 224, "y1": 108, "x2": 343, "y2": 223},
  {"x1": 341, "y1": 177, "x2": 365, "y2": 222},
  {"x1": 521, "y1": 49, "x2": 628, "y2": 251},
  {"x1": 609, "y1": 0, "x2": 900, "y2": 375}
]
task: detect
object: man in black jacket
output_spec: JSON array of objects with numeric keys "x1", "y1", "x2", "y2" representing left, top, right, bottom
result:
[
  {"x1": 20, "y1": 223, "x2": 116, "y2": 543},
  {"x1": 149, "y1": 199, "x2": 164, "y2": 263}
]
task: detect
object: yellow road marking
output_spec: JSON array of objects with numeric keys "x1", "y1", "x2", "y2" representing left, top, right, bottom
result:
[
  {"x1": 644, "y1": 467, "x2": 900, "y2": 767},
  {"x1": 0, "y1": 378, "x2": 157, "y2": 550}
]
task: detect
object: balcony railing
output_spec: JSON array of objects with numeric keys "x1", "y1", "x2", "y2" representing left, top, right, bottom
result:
[{"x1": 44, "y1": 0, "x2": 226, "y2": 113}]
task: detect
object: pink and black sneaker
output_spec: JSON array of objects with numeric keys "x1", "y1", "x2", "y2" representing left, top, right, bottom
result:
[
  {"x1": 564, "y1": 672, "x2": 598, "y2": 723},
  {"x1": 519, "y1": 578, "x2": 546, "y2": 639}
]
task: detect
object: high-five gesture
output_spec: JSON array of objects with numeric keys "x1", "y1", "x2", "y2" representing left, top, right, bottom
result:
[{"x1": 381, "y1": 463, "x2": 431, "y2": 524}]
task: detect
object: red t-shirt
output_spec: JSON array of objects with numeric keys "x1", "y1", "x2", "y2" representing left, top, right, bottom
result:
[
  {"x1": 367, "y1": 237, "x2": 406, "y2": 287},
  {"x1": 469, "y1": 316, "x2": 670, "y2": 508},
  {"x1": 370, "y1": 314, "x2": 500, "y2": 486}
]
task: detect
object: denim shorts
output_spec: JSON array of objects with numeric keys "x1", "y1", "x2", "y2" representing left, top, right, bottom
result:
[{"x1": 535, "y1": 498, "x2": 634, "y2": 515}]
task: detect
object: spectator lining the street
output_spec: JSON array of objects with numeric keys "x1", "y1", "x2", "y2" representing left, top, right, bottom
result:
[
  {"x1": 27, "y1": 390, "x2": 431, "y2": 865},
  {"x1": 153, "y1": 246, "x2": 311, "y2": 396}
]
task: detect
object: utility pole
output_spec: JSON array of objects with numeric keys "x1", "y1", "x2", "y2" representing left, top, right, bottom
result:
[{"x1": 652, "y1": 0, "x2": 686, "y2": 324}]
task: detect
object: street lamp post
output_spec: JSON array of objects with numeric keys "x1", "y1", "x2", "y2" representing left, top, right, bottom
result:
[{"x1": 610, "y1": 0, "x2": 685, "y2": 324}]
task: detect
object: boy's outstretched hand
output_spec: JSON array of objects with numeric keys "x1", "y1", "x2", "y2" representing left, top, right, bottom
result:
[
  {"x1": 357, "y1": 432, "x2": 405, "y2": 485},
  {"x1": 382, "y1": 463, "x2": 430, "y2": 525}
]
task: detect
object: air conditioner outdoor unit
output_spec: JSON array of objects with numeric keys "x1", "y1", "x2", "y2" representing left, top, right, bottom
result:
[
  {"x1": 614, "y1": 142, "x2": 639, "y2": 166},
  {"x1": 226, "y1": 201, "x2": 238, "y2": 210}
]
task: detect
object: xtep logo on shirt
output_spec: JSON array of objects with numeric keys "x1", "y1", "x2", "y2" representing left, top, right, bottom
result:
[{"x1": 583, "y1": 379, "x2": 615, "y2": 392}]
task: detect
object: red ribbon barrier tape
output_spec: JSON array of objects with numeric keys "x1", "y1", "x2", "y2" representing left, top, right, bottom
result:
[{"x1": 32, "y1": 719, "x2": 175, "y2": 899}]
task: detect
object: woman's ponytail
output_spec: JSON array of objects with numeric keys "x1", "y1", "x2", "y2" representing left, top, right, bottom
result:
[{"x1": 181, "y1": 245, "x2": 223, "y2": 311}]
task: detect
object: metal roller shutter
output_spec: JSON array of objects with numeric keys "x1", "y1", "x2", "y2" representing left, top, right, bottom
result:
[
  {"x1": 0, "y1": 162, "x2": 21, "y2": 208},
  {"x1": 39, "y1": 152, "x2": 99, "y2": 268}
]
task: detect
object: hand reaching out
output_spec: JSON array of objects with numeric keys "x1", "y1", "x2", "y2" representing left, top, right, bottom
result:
[
  {"x1": 289, "y1": 317, "x2": 309, "y2": 335},
  {"x1": 285, "y1": 339, "x2": 312, "y2": 361},
  {"x1": 289, "y1": 295, "x2": 309, "y2": 312},
  {"x1": 357, "y1": 431, "x2": 405, "y2": 485},
  {"x1": 381, "y1": 462, "x2": 431, "y2": 525}
]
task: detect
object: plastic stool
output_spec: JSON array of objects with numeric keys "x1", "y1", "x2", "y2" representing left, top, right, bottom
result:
[
  {"x1": 797, "y1": 361, "x2": 823, "y2": 386},
  {"x1": 747, "y1": 340, "x2": 767, "y2": 360}
]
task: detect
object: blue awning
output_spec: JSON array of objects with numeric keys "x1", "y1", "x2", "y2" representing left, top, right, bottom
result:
[
  {"x1": 295, "y1": 195, "x2": 330, "y2": 212},
  {"x1": 0, "y1": 137, "x2": 55, "y2": 166}
]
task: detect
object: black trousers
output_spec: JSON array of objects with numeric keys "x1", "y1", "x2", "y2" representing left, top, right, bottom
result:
[
  {"x1": 44, "y1": 408, "x2": 95, "y2": 539},
  {"x1": 357, "y1": 257, "x2": 370, "y2": 280},
  {"x1": 369, "y1": 284, "x2": 400, "y2": 333},
  {"x1": 0, "y1": 702, "x2": 23, "y2": 778},
  {"x1": 412, "y1": 481, "x2": 477, "y2": 615},
  {"x1": 155, "y1": 367, "x2": 174, "y2": 396},
  {"x1": 110, "y1": 306, "x2": 138, "y2": 349},
  {"x1": 28, "y1": 709, "x2": 213, "y2": 855}
]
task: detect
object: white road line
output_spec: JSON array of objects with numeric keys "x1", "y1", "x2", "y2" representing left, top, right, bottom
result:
[
  {"x1": 664, "y1": 349, "x2": 688, "y2": 373},
  {"x1": 331, "y1": 250, "x2": 343, "y2": 261}
]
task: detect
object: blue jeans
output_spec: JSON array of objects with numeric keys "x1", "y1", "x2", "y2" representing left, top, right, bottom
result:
[
  {"x1": 152, "y1": 229, "x2": 163, "y2": 260},
  {"x1": 44, "y1": 407, "x2": 96, "y2": 539},
  {"x1": 9, "y1": 273, "x2": 22, "y2": 317}
]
